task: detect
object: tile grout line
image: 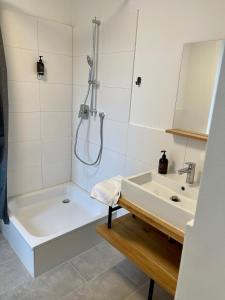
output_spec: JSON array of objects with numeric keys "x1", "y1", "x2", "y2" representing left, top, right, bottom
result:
[
  {"x1": 5, "y1": 44, "x2": 73, "y2": 58},
  {"x1": 70, "y1": 256, "x2": 125, "y2": 285},
  {"x1": 37, "y1": 18, "x2": 45, "y2": 190},
  {"x1": 69, "y1": 261, "x2": 88, "y2": 283},
  {"x1": 115, "y1": 262, "x2": 149, "y2": 290}
]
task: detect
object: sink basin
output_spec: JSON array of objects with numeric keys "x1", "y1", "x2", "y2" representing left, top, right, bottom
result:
[{"x1": 121, "y1": 171, "x2": 198, "y2": 231}]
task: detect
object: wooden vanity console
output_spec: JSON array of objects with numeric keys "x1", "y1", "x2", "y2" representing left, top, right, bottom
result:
[{"x1": 96, "y1": 197, "x2": 184, "y2": 297}]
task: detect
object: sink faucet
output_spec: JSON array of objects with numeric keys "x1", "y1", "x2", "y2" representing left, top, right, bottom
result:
[{"x1": 178, "y1": 162, "x2": 196, "y2": 184}]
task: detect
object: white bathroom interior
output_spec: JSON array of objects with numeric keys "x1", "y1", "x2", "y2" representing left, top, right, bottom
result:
[{"x1": 0, "y1": 0, "x2": 225, "y2": 299}]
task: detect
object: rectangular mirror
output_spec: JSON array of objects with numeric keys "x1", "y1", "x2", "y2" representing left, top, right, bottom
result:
[{"x1": 170, "y1": 40, "x2": 225, "y2": 139}]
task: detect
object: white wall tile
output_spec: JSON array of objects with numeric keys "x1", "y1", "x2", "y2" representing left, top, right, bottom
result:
[
  {"x1": 11, "y1": 112, "x2": 41, "y2": 142},
  {"x1": 102, "y1": 120, "x2": 128, "y2": 154},
  {"x1": 72, "y1": 114, "x2": 89, "y2": 146},
  {"x1": 74, "y1": 116, "x2": 128, "y2": 154},
  {"x1": 8, "y1": 82, "x2": 39, "y2": 112},
  {"x1": 42, "y1": 52, "x2": 72, "y2": 84},
  {"x1": 40, "y1": 83, "x2": 72, "y2": 111},
  {"x1": 5, "y1": 47, "x2": 37, "y2": 82},
  {"x1": 73, "y1": 85, "x2": 88, "y2": 112},
  {"x1": 72, "y1": 160, "x2": 89, "y2": 190},
  {"x1": 42, "y1": 138, "x2": 71, "y2": 165},
  {"x1": 184, "y1": 139, "x2": 207, "y2": 183},
  {"x1": 73, "y1": 55, "x2": 89, "y2": 85},
  {"x1": 2, "y1": 4, "x2": 74, "y2": 196},
  {"x1": 1, "y1": 10, "x2": 37, "y2": 49},
  {"x1": 99, "y1": 87, "x2": 131, "y2": 123},
  {"x1": 86, "y1": 144, "x2": 126, "y2": 191},
  {"x1": 72, "y1": 138, "x2": 89, "y2": 190},
  {"x1": 127, "y1": 124, "x2": 187, "y2": 172},
  {"x1": 124, "y1": 158, "x2": 152, "y2": 177},
  {"x1": 38, "y1": 19, "x2": 72, "y2": 55},
  {"x1": 8, "y1": 141, "x2": 42, "y2": 170},
  {"x1": 99, "y1": 52, "x2": 134, "y2": 88},
  {"x1": 41, "y1": 112, "x2": 72, "y2": 140},
  {"x1": 0, "y1": 0, "x2": 72, "y2": 25},
  {"x1": 73, "y1": 137, "x2": 97, "y2": 166},
  {"x1": 8, "y1": 165, "x2": 42, "y2": 197},
  {"x1": 101, "y1": 7, "x2": 137, "y2": 53},
  {"x1": 43, "y1": 160, "x2": 71, "y2": 187},
  {"x1": 73, "y1": 26, "x2": 93, "y2": 56}
]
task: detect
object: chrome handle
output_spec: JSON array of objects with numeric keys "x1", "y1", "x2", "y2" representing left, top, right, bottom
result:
[{"x1": 185, "y1": 162, "x2": 196, "y2": 169}]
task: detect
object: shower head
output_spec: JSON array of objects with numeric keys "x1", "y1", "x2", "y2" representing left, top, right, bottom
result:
[{"x1": 87, "y1": 55, "x2": 93, "y2": 68}]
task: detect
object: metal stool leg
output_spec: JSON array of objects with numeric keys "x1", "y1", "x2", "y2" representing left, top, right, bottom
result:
[
  {"x1": 148, "y1": 279, "x2": 155, "y2": 300},
  {"x1": 108, "y1": 207, "x2": 113, "y2": 228},
  {"x1": 107, "y1": 206, "x2": 122, "y2": 229}
]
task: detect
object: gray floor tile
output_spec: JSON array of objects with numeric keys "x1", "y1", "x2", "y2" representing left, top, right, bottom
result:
[
  {"x1": 125, "y1": 283, "x2": 149, "y2": 300},
  {"x1": 116, "y1": 259, "x2": 148, "y2": 287},
  {"x1": 0, "y1": 282, "x2": 31, "y2": 300},
  {"x1": 0, "y1": 239, "x2": 174, "y2": 300},
  {"x1": 70, "y1": 241, "x2": 124, "y2": 281},
  {"x1": 0, "y1": 262, "x2": 85, "y2": 300},
  {"x1": 0, "y1": 240, "x2": 17, "y2": 264},
  {"x1": 61, "y1": 266, "x2": 137, "y2": 300},
  {"x1": 0, "y1": 258, "x2": 31, "y2": 296}
]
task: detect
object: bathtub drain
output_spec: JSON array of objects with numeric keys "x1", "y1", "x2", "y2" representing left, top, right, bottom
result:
[{"x1": 62, "y1": 199, "x2": 71, "y2": 204}]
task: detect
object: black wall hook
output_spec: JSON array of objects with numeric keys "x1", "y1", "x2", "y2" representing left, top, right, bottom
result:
[{"x1": 135, "y1": 76, "x2": 142, "y2": 87}]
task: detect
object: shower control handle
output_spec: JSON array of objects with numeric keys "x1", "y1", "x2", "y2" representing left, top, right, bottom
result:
[{"x1": 79, "y1": 104, "x2": 89, "y2": 120}]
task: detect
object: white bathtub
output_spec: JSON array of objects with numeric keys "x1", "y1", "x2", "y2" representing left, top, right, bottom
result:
[{"x1": 1, "y1": 183, "x2": 108, "y2": 277}]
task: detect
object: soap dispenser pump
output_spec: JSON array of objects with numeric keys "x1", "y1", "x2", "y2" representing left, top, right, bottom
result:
[{"x1": 158, "y1": 150, "x2": 168, "y2": 174}]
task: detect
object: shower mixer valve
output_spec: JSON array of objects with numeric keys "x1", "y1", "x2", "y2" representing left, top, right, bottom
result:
[
  {"x1": 88, "y1": 79, "x2": 99, "y2": 86},
  {"x1": 78, "y1": 104, "x2": 89, "y2": 120}
]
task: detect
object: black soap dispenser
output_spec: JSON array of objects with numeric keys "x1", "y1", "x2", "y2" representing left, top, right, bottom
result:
[
  {"x1": 37, "y1": 56, "x2": 44, "y2": 79},
  {"x1": 158, "y1": 150, "x2": 168, "y2": 174}
]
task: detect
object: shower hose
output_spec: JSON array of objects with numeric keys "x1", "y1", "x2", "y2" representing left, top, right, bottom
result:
[{"x1": 73, "y1": 75, "x2": 105, "y2": 166}]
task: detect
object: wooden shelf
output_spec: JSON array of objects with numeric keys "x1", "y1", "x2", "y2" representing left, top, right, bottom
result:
[
  {"x1": 97, "y1": 214, "x2": 183, "y2": 296},
  {"x1": 166, "y1": 128, "x2": 208, "y2": 142},
  {"x1": 118, "y1": 197, "x2": 184, "y2": 244}
]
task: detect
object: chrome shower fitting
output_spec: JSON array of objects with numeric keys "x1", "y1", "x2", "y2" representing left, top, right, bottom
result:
[
  {"x1": 87, "y1": 55, "x2": 93, "y2": 68},
  {"x1": 92, "y1": 18, "x2": 101, "y2": 26},
  {"x1": 74, "y1": 17, "x2": 104, "y2": 166},
  {"x1": 88, "y1": 79, "x2": 98, "y2": 85}
]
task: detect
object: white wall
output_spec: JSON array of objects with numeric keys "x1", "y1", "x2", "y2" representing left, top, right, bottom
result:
[
  {"x1": 71, "y1": 0, "x2": 207, "y2": 193},
  {"x1": 0, "y1": 0, "x2": 72, "y2": 24},
  {"x1": 72, "y1": 0, "x2": 138, "y2": 191},
  {"x1": 175, "y1": 46, "x2": 225, "y2": 300},
  {"x1": 0, "y1": 3, "x2": 73, "y2": 196}
]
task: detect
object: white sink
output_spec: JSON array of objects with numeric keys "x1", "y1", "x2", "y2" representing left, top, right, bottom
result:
[{"x1": 121, "y1": 171, "x2": 198, "y2": 231}]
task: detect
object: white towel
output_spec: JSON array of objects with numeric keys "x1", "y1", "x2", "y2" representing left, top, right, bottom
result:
[{"x1": 90, "y1": 176, "x2": 123, "y2": 207}]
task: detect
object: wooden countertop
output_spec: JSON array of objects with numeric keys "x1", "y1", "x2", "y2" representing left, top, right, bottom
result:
[
  {"x1": 97, "y1": 214, "x2": 182, "y2": 296},
  {"x1": 118, "y1": 197, "x2": 184, "y2": 244}
]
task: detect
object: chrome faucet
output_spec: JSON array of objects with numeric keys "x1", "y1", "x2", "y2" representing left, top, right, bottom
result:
[{"x1": 178, "y1": 162, "x2": 196, "y2": 184}]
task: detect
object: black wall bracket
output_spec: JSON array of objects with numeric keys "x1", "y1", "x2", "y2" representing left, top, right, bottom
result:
[{"x1": 135, "y1": 76, "x2": 142, "y2": 87}]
